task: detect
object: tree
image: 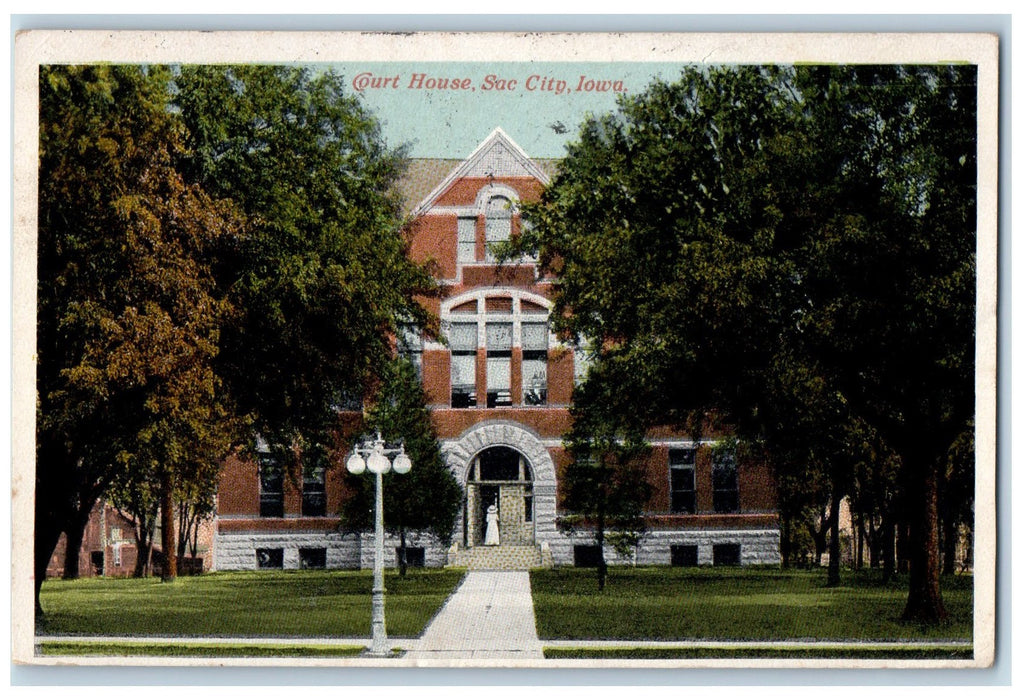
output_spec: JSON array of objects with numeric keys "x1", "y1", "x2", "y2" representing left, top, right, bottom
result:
[
  {"x1": 173, "y1": 65, "x2": 439, "y2": 452},
  {"x1": 514, "y1": 65, "x2": 976, "y2": 622},
  {"x1": 37, "y1": 65, "x2": 242, "y2": 605},
  {"x1": 558, "y1": 360, "x2": 653, "y2": 591},
  {"x1": 341, "y1": 359, "x2": 463, "y2": 576},
  {"x1": 37, "y1": 63, "x2": 437, "y2": 607}
]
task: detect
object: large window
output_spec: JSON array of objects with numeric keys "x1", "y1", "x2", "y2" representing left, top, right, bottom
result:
[
  {"x1": 397, "y1": 323, "x2": 422, "y2": 378},
  {"x1": 484, "y1": 196, "x2": 512, "y2": 262},
  {"x1": 712, "y1": 451, "x2": 739, "y2": 514},
  {"x1": 669, "y1": 448, "x2": 696, "y2": 514},
  {"x1": 457, "y1": 217, "x2": 476, "y2": 263},
  {"x1": 258, "y1": 451, "x2": 284, "y2": 517},
  {"x1": 450, "y1": 322, "x2": 477, "y2": 408},
  {"x1": 486, "y1": 322, "x2": 512, "y2": 407},
  {"x1": 444, "y1": 294, "x2": 552, "y2": 409},
  {"x1": 302, "y1": 447, "x2": 327, "y2": 517},
  {"x1": 521, "y1": 322, "x2": 548, "y2": 406}
]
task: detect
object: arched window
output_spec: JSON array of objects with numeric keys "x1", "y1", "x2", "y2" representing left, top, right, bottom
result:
[{"x1": 443, "y1": 292, "x2": 553, "y2": 409}]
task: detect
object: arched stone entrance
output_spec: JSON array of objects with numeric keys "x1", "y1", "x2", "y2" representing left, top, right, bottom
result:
[
  {"x1": 465, "y1": 446, "x2": 534, "y2": 547},
  {"x1": 443, "y1": 422, "x2": 557, "y2": 552}
]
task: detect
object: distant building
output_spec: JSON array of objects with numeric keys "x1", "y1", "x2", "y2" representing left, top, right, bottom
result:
[
  {"x1": 214, "y1": 128, "x2": 782, "y2": 571},
  {"x1": 46, "y1": 501, "x2": 214, "y2": 578}
]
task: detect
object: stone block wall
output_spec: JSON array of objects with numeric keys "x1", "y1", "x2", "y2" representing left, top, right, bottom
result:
[
  {"x1": 543, "y1": 528, "x2": 781, "y2": 567},
  {"x1": 214, "y1": 530, "x2": 448, "y2": 571}
]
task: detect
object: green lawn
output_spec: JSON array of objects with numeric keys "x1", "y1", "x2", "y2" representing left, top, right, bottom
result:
[
  {"x1": 543, "y1": 645, "x2": 973, "y2": 660},
  {"x1": 38, "y1": 641, "x2": 365, "y2": 658},
  {"x1": 37, "y1": 569, "x2": 465, "y2": 638},
  {"x1": 531, "y1": 567, "x2": 973, "y2": 642}
]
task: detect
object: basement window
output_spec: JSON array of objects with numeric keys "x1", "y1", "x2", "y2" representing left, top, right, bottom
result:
[
  {"x1": 256, "y1": 548, "x2": 284, "y2": 569},
  {"x1": 299, "y1": 548, "x2": 326, "y2": 569},
  {"x1": 713, "y1": 543, "x2": 741, "y2": 566}
]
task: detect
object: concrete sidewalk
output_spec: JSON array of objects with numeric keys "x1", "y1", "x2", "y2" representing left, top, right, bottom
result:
[{"x1": 404, "y1": 570, "x2": 543, "y2": 661}]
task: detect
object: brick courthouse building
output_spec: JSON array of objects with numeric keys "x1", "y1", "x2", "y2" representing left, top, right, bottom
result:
[{"x1": 213, "y1": 129, "x2": 781, "y2": 571}]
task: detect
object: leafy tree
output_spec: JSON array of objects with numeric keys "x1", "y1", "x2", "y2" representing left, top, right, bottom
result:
[
  {"x1": 37, "y1": 63, "x2": 436, "y2": 607},
  {"x1": 514, "y1": 65, "x2": 975, "y2": 622},
  {"x1": 173, "y1": 65, "x2": 439, "y2": 452},
  {"x1": 341, "y1": 359, "x2": 463, "y2": 576},
  {"x1": 37, "y1": 65, "x2": 242, "y2": 605},
  {"x1": 558, "y1": 360, "x2": 653, "y2": 591}
]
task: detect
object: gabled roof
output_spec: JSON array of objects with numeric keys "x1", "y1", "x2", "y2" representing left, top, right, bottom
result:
[{"x1": 409, "y1": 127, "x2": 551, "y2": 217}]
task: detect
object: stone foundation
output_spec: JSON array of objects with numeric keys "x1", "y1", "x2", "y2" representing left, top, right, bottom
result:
[
  {"x1": 546, "y1": 528, "x2": 781, "y2": 567},
  {"x1": 214, "y1": 530, "x2": 447, "y2": 571}
]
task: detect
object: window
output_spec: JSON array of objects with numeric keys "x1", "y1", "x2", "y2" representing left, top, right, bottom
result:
[
  {"x1": 397, "y1": 324, "x2": 422, "y2": 378},
  {"x1": 486, "y1": 322, "x2": 512, "y2": 407},
  {"x1": 521, "y1": 322, "x2": 548, "y2": 405},
  {"x1": 442, "y1": 294, "x2": 552, "y2": 409},
  {"x1": 524, "y1": 485, "x2": 534, "y2": 523},
  {"x1": 259, "y1": 452, "x2": 284, "y2": 518},
  {"x1": 573, "y1": 545, "x2": 603, "y2": 568},
  {"x1": 669, "y1": 448, "x2": 697, "y2": 514},
  {"x1": 671, "y1": 544, "x2": 699, "y2": 567},
  {"x1": 449, "y1": 322, "x2": 477, "y2": 408},
  {"x1": 713, "y1": 543, "x2": 741, "y2": 566},
  {"x1": 457, "y1": 217, "x2": 477, "y2": 263},
  {"x1": 712, "y1": 451, "x2": 739, "y2": 514},
  {"x1": 396, "y1": 546, "x2": 426, "y2": 568},
  {"x1": 302, "y1": 447, "x2": 327, "y2": 517},
  {"x1": 299, "y1": 548, "x2": 326, "y2": 569},
  {"x1": 484, "y1": 196, "x2": 512, "y2": 262},
  {"x1": 256, "y1": 548, "x2": 284, "y2": 569},
  {"x1": 477, "y1": 445, "x2": 521, "y2": 481}
]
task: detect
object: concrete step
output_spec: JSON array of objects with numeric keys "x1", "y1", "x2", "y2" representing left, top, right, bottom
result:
[{"x1": 448, "y1": 544, "x2": 553, "y2": 570}]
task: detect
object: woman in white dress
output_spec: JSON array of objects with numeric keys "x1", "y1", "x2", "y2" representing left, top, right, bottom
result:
[{"x1": 484, "y1": 503, "x2": 500, "y2": 546}]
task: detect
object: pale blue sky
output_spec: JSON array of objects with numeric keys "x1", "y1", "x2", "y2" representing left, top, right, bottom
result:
[{"x1": 328, "y1": 61, "x2": 695, "y2": 158}]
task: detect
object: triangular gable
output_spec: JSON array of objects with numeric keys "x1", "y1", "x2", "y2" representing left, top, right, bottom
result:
[{"x1": 411, "y1": 127, "x2": 550, "y2": 217}]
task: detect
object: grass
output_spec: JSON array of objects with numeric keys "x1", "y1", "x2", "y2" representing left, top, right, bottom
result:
[
  {"x1": 37, "y1": 568, "x2": 465, "y2": 638},
  {"x1": 543, "y1": 646, "x2": 974, "y2": 660},
  {"x1": 531, "y1": 566, "x2": 973, "y2": 642},
  {"x1": 38, "y1": 641, "x2": 365, "y2": 658}
]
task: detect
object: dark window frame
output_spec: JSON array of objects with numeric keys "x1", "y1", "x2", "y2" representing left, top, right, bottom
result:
[
  {"x1": 671, "y1": 544, "x2": 699, "y2": 567},
  {"x1": 299, "y1": 547, "x2": 327, "y2": 569},
  {"x1": 258, "y1": 452, "x2": 284, "y2": 518},
  {"x1": 256, "y1": 548, "x2": 284, "y2": 569},
  {"x1": 712, "y1": 451, "x2": 740, "y2": 514},
  {"x1": 301, "y1": 448, "x2": 327, "y2": 518},
  {"x1": 450, "y1": 322, "x2": 478, "y2": 408},
  {"x1": 669, "y1": 448, "x2": 697, "y2": 514},
  {"x1": 713, "y1": 543, "x2": 741, "y2": 566}
]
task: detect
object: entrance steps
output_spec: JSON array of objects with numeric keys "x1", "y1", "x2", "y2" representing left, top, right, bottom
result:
[{"x1": 447, "y1": 543, "x2": 554, "y2": 570}]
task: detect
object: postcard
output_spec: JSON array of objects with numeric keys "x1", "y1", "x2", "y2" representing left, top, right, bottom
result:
[{"x1": 11, "y1": 29, "x2": 999, "y2": 670}]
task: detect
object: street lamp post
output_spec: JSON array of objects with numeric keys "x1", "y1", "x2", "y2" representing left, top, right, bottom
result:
[{"x1": 346, "y1": 432, "x2": 412, "y2": 657}]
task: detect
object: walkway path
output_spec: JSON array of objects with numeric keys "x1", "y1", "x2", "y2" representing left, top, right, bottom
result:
[{"x1": 404, "y1": 570, "x2": 543, "y2": 661}]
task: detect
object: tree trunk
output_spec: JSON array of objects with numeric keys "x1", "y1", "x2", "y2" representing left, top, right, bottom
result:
[
  {"x1": 177, "y1": 503, "x2": 189, "y2": 563},
  {"x1": 596, "y1": 472, "x2": 607, "y2": 592},
  {"x1": 34, "y1": 514, "x2": 64, "y2": 617},
  {"x1": 901, "y1": 460, "x2": 947, "y2": 622},
  {"x1": 812, "y1": 506, "x2": 828, "y2": 567},
  {"x1": 896, "y1": 518, "x2": 910, "y2": 575},
  {"x1": 160, "y1": 472, "x2": 177, "y2": 583},
  {"x1": 826, "y1": 487, "x2": 842, "y2": 587},
  {"x1": 882, "y1": 515, "x2": 896, "y2": 583},
  {"x1": 856, "y1": 513, "x2": 865, "y2": 570},
  {"x1": 132, "y1": 513, "x2": 154, "y2": 578},
  {"x1": 868, "y1": 516, "x2": 880, "y2": 569},
  {"x1": 779, "y1": 514, "x2": 792, "y2": 569},
  {"x1": 61, "y1": 509, "x2": 90, "y2": 580},
  {"x1": 399, "y1": 527, "x2": 408, "y2": 578},
  {"x1": 942, "y1": 520, "x2": 959, "y2": 576}
]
